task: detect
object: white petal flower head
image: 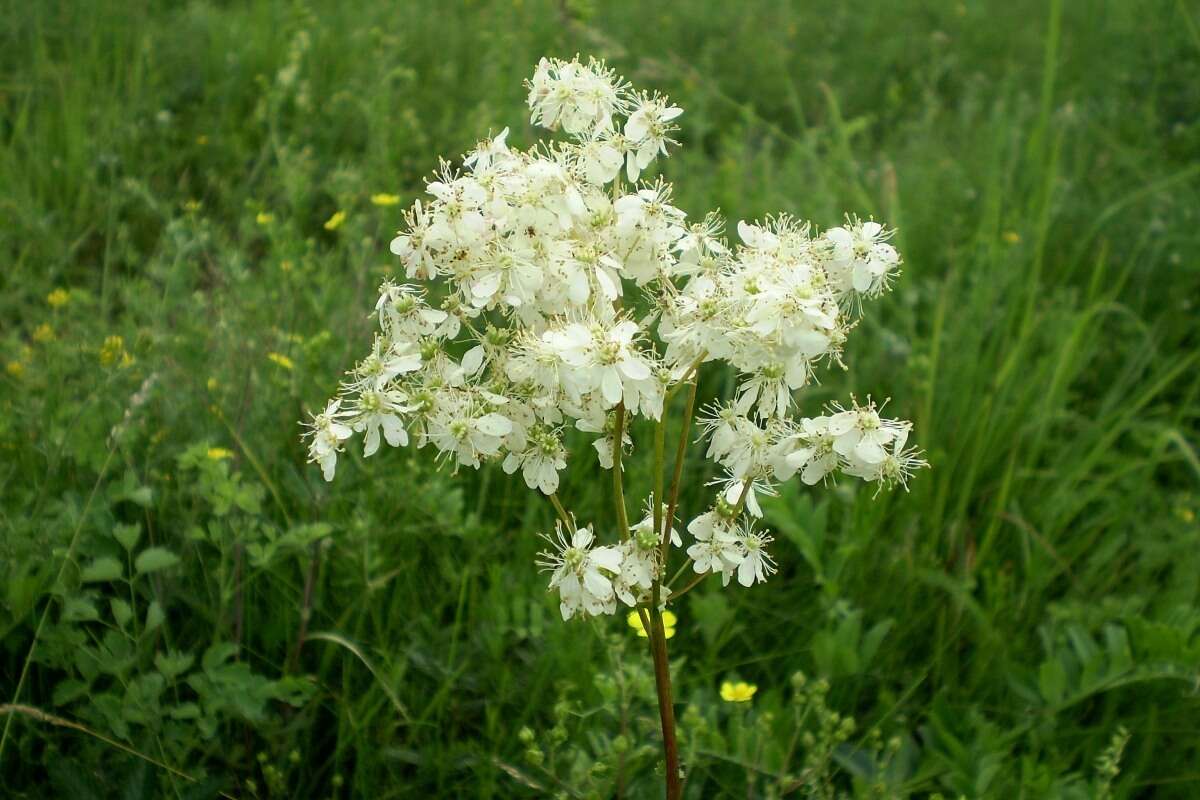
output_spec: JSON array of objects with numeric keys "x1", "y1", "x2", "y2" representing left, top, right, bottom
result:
[
  {"x1": 538, "y1": 522, "x2": 624, "y2": 620},
  {"x1": 735, "y1": 525, "x2": 776, "y2": 587},
  {"x1": 624, "y1": 93, "x2": 682, "y2": 181},
  {"x1": 825, "y1": 218, "x2": 900, "y2": 298},
  {"x1": 304, "y1": 400, "x2": 354, "y2": 481},
  {"x1": 686, "y1": 511, "x2": 744, "y2": 582}
]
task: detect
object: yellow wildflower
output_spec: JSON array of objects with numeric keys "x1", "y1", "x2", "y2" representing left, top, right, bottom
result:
[
  {"x1": 183, "y1": 199, "x2": 202, "y2": 213},
  {"x1": 626, "y1": 609, "x2": 677, "y2": 639},
  {"x1": 256, "y1": 211, "x2": 274, "y2": 226},
  {"x1": 323, "y1": 210, "x2": 347, "y2": 231},
  {"x1": 196, "y1": 134, "x2": 209, "y2": 146},
  {"x1": 371, "y1": 193, "x2": 401, "y2": 206},
  {"x1": 46, "y1": 288, "x2": 70, "y2": 308},
  {"x1": 720, "y1": 681, "x2": 757, "y2": 703},
  {"x1": 99, "y1": 335, "x2": 126, "y2": 367},
  {"x1": 206, "y1": 447, "x2": 235, "y2": 461},
  {"x1": 267, "y1": 352, "x2": 294, "y2": 370},
  {"x1": 280, "y1": 260, "x2": 294, "y2": 272},
  {"x1": 33, "y1": 323, "x2": 55, "y2": 343},
  {"x1": 206, "y1": 377, "x2": 219, "y2": 391},
  {"x1": 1002, "y1": 231, "x2": 1021, "y2": 245},
  {"x1": 6, "y1": 361, "x2": 24, "y2": 379}
]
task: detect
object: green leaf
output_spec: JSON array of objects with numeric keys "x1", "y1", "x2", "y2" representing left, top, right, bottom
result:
[
  {"x1": 111, "y1": 598, "x2": 133, "y2": 628},
  {"x1": 61, "y1": 596, "x2": 100, "y2": 622},
  {"x1": 201, "y1": 642, "x2": 240, "y2": 673},
  {"x1": 155, "y1": 649, "x2": 195, "y2": 680},
  {"x1": 52, "y1": 679, "x2": 89, "y2": 706},
  {"x1": 81, "y1": 556, "x2": 123, "y2": 583},
  {"x1": 134, "y1": 547, "x2": 180, "y2": 575},
  {"x1": 144, "y1": 600, "x2": 165, "y2": 634},
  {"x1": 113, "y1": 523, "x2": 141, "y2": 552},
  {"x1": 169, "y1": 702, "x2": 201, "y2": 720}
]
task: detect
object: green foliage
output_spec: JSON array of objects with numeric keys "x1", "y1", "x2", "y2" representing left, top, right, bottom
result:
[{"x1": 2, "y1": 0, "x2": 1198, "y2": 797}]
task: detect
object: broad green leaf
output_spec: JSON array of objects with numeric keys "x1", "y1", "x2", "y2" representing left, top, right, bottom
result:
[
  {"x1": 113, "y1": 523, "x2": 141, "y2": 552},
  {"x1": 52, "y1": 679, "x2": 89, "y2": 706},
  {"x1": 135, "y1": 547, "x2": 180, "y2": 575},
  {"x1": 110, "y1": 598, "x2": 133, "y2": 628},
  {"x1": 81, "y1": 556, "x2": 123, "y2": 583},
  {"x1": 61, "y1": 596, "x2": 100, "y2": 622},
  {"x1": 155, "y1": 650, "x2": 195, "y2": 680},
  {"x1": 144, "y1": 600, "x2": 165, "y2": 634}
]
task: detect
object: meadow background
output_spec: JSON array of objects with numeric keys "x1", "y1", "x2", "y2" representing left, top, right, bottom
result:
[{"x1": 2, "y1": 0, "x2": 1199, "y2": 797}]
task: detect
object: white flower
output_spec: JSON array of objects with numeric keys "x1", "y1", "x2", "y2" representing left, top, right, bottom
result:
[
  {"x1": 825, "y1": 219, "x2": 900, "y2": 297},
  {"x1": 686, "y1": 511, "x2": 744, "y2": 582},
  {"x1": 304, "y1": 400, "x2": 354, "y2": 481},
  {"x1": 613, "y1": 538, "x2": 657, "y2": 606},
  {"x1": 735, "y1": 525, "x2": 776, "y2": 587},
  {"x1": 630, "y1": 502, "x2": 682, "y2": 549},
  {"x1": 828, "y1": 401, "x2": 904, "y2": 465},
  {"x1": 772, "y1": 416, "x2": 840, "y2": 485},
  {"x1": 623, "y1": 94, "x2": 682, "y2": 181},
  {"x1": 538, "y1": 523, "x2": 624, "y2": 620},
  {"x1": 350, "y1": 388, "x2": 411, "y2": 456},
  {"x1": 502, "y1": 426, "x2": 567, "y2": 494},
  {"x1": 305, "y1": 57, "x2": 927, "y2": 615},
  {"x1": 527, "y1": 57, "x2": 628, "y2": 137},
  {"x1": 423, "y1": 401, "x2": 513, "y2": 468},
  {"x1": 575, "y1": 136, "x2": 625, "y2": 186}
]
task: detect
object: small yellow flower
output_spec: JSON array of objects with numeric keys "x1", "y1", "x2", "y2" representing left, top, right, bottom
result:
[
  {"x1": 5, "y1": 360, "x2": 24, "y2": 379},
  {"x1": 46, "y1": 288, "x2": 70, "y2": 308},
  {"x1": 1002, "y1": 231, "x2": 1021, "y2": 245},
  {"x1": 33, "y1": 323, "x2": 55, "y2": 343},
  {"x1": 323, "y1": 210, "x2": 347, "y2": 231},
  {"x1": 206, "y1": 447, "x2": 234, "y2": 461},
  {"x1": 183, "y1": 199, "x2": 202, "y2": 213},
  {"x1": 256, "y1": 211, "x2": 275, "y2": 226},
  {"x1": 196, "y1": 134, "x2": 209, "y2": 146},
  {"x1": 99, "y1": 335, "x2": 126, "y2": 366},
  {"x1": 1178, "y1": 507, "x2": 1196, "y2": 524},
  {"x1": 206, "y1": 377, "x2": 219, "y2": 391},
  {"x1": 720, "y1": 681, "x2": 757, "y2": 703},
  {"x1": 626, "y1": 610, "x2": 677, "y2": 639},
  {"x1": 267, "y1": 351, "x2": 294, "y2": 370},
  {"x1": 371, "y1": 193, "x2": 401, "y2": 207},
  {"x1": 280, "y1": 260, "x2": 294, "y2": 272}
]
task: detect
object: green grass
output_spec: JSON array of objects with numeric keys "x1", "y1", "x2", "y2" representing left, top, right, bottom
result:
[{"x1": 2, "y1": 0, "x2": 1199, "y2": 797}]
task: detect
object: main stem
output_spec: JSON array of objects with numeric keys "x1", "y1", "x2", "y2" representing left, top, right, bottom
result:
[{"x1": 647, "y1": 604, "x2": 682, "y2": 799}]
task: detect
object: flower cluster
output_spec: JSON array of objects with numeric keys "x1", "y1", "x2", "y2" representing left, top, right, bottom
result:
[{"x1": 305, "y1": 56, "x2": 926, "y2": 622}]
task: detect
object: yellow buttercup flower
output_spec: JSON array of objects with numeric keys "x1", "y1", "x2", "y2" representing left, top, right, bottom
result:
[
  {"x1": 183, "y1": 199, "x2": 202, "y2": 213},
  {"x1": 46, "y1": 288, "x2": 70, "y2": 308},
  {"x1": 206, "y1": 447, "x2": 234, "y2": 461},
  {"x1": 99, "y1": 335, "x2": 126, "y2": 366},
  {"x1": 196, "y1": 134, "x2": 209, "y2": 146},
  {"x1": 1002, "y1": 230, "x2": 1021, "y2": 244},
  {"x1": 6, "y1": 360, "x2": 25, "y2": 379},
  {"x1": 323, "y1": 210, "x2": 347, "y2": 231},
  {"x1": 371, "y1": 193, "x2": 401, "y2": 206},
  {"x1": 720, "y1": 681, "x2": 757, "y2": 703},
  {"x1": 256, "y1": 211, "x2": 275, "y2": 226},
  {"x1": 33, "y1": 323, "x2": 55, "y2": 343},
  {"x1": 267, "y1": 352, "x2": 295, "y2": 370},
  {"x1": 626, "y1": 609, "x2": 676, "y2": 639},
  {"x1": 206, "y1": 377, "x2": 219, "y2": 391}
]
